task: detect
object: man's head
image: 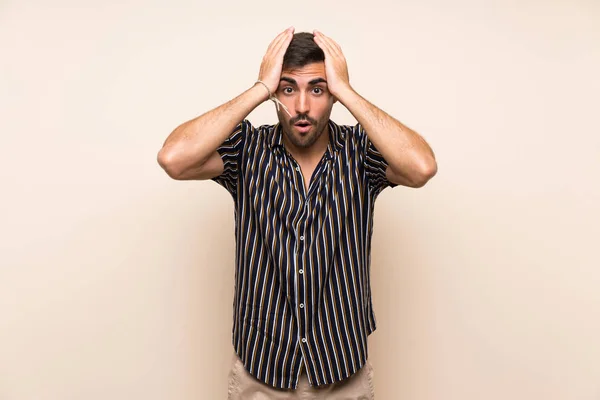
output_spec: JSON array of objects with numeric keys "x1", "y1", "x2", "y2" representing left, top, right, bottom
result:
[{"x1": 275, "y1": 32, "x2": 334, "y2": 152}]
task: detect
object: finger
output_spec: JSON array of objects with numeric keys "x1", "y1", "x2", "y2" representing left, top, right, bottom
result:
[
  {"x1": 313, "y1": 30, "x2": 336, "y2": 55},
  {"x1": 271, "y1": 27, "x2": 293, "y2": 48},
  {"x1": 328, "y1": 37, "x2": 344, "y2": 55},
  {"x1": 312, "y1": 30, "x2": 329, "y2": 52},
  {"x1": 266, "y1": 33, "x2": 292, "y2": 63},
  {"x1": 265, "y1": 30, "x2": 287, "y2": 53},
  {"x1": 266, "y1": 27, "x2": 294, "y2": 56},
  {"x1": 273, "y1": 27, "x2": 294, "y2": 56},
  {"x1": 314, "y1": 31, "x2": 338, "y2": 58},
  {"x1": 265, "y1": 33, "x2": 287, "y2": 57},
  {"x1": 314, "y1": 30, "x2": 342, "y2": 58},
  {"x1": 316, "y1": 30, "x2": 343, "y2": 56}
]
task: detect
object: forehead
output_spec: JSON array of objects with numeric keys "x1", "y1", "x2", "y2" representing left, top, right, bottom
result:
[{"x1": 281, "y1": 62, "x2": 326, "y2": 83}]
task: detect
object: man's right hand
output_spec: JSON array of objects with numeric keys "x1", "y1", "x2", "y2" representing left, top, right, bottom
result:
[{"x1": 257, "y1": 27, "x2": 295, "y2": 97}]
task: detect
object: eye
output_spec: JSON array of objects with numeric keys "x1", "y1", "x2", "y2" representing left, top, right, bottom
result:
[
  {"x1": 312, "y1": 87, "x2": 323, "y2": 94},
  {"x1": 283, "y1": 87, "x2": 294, "y2": 94}
]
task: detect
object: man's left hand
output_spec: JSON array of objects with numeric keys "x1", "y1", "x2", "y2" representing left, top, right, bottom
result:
[{"x1": 313, "y1": 30, "x2": 352, "y2": 98}]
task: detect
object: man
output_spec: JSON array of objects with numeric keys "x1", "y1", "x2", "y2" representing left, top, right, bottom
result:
[{"x1": 158, "y1": 27, "x2": 437, "y2": 399}]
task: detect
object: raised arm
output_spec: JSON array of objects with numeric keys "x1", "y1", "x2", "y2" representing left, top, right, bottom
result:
[
  {"x1": 313, "y1": 30, "x2": 437, "y2": 188},
  {"x1": 157, "y1": 27, "x2": 295, "y2": 180}
]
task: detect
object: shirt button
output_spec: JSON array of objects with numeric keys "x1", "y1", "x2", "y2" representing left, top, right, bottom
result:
[
  {"x1": 296, "y1": 167, "x2": 300, "y2": 171},
  {"x1": 301, "y1": 338, "x2": 307, "y2": 343},
  {"x1": 299, "y1": 303, "x2": 304, "y2": 308},
  {"x1": 299, "y1": 269, "x2": 304, "y2": 274},
  {"x1": 300, "y1": 236, "x2": 304, "y2": 241}
]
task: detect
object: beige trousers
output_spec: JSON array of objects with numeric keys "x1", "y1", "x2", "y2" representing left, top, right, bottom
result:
[{"x1": 227, "y1": 353, "x2": 375, "y2": 399}]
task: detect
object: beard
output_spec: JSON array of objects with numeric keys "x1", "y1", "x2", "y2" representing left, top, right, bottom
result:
[{"x1": 281, "y1": 113, "x2": 329, "y2": 149}]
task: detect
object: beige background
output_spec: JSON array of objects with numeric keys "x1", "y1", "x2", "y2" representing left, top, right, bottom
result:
[{"x1": 1, "y1": 0, "x2": 599, "y2": 399}]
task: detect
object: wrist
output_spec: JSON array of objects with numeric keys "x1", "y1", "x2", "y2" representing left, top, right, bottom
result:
[
  {"x1": 332, "y1": 83, "x2": 355, "y2": 103},
  {"x1": 244, "y1": 83, "x2": 270, "y2": 110},
  {"x1": 254, "y1": 80, "x2": 274, "y2": 102},
  {"x1": 253, "y1": 80, "x2": 292, "y2": 117}
]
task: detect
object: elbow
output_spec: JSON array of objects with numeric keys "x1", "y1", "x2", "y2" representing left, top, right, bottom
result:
[
  {"x1": 157, "y1": 148, "x2": 185, "y2": 180},
  {"x1": 399, "y1": 156, "x2": 437, "y2": 188},
  {"x1": 412, "y1": 167, "x2": 436, "y2": 187},
  {"x1": 413, "y1": 157, "x2": 437, "y2": 187}
]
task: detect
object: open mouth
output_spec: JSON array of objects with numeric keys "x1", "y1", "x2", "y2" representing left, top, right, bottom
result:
[{"x1": 294, "y1": 121, "x2": 312, "y2": 134}]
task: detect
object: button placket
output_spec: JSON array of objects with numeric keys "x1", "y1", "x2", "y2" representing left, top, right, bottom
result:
[{"x1": 295, "y1": 205, "x2": 308, "y2": 351}]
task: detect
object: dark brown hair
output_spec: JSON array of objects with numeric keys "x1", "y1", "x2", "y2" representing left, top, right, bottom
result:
[{"x1": 282, "y1": 32, "x2": 325, "y2": 70}]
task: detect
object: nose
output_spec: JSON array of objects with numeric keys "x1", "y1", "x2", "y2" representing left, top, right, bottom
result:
[{"x1": 295, "y1": 92, "x2": 309, "y2": 115}]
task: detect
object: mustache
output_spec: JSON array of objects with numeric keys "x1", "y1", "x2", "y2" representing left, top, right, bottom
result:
[{"x1": 290, "y1": 114, "x2": 316, "y2": 125}]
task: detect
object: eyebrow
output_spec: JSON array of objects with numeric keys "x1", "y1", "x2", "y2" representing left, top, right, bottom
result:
[{"x1": 280, "y1": 77, "x2": 327, "y2": 85}]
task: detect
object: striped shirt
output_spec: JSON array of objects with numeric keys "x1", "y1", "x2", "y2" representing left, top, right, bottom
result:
[{"x1": 212, "y1": 119, "x2": 396, "y2": 389}]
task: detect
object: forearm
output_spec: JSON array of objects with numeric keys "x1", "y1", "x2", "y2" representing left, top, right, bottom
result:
[
  {"x1": 336, "y1": 86, "x2": 437, "y2": 184},
  {"x1": 158, "y1": 83, "x2": 267, "y2": 177}
]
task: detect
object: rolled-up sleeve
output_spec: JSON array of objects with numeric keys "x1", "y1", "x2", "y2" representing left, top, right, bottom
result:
[
  {"x1": 211, "y1": 120, "x2": 252, "y2": 197},
  {"x1": 354, "y1": 123, "x2": 397, "y2": 196}
]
